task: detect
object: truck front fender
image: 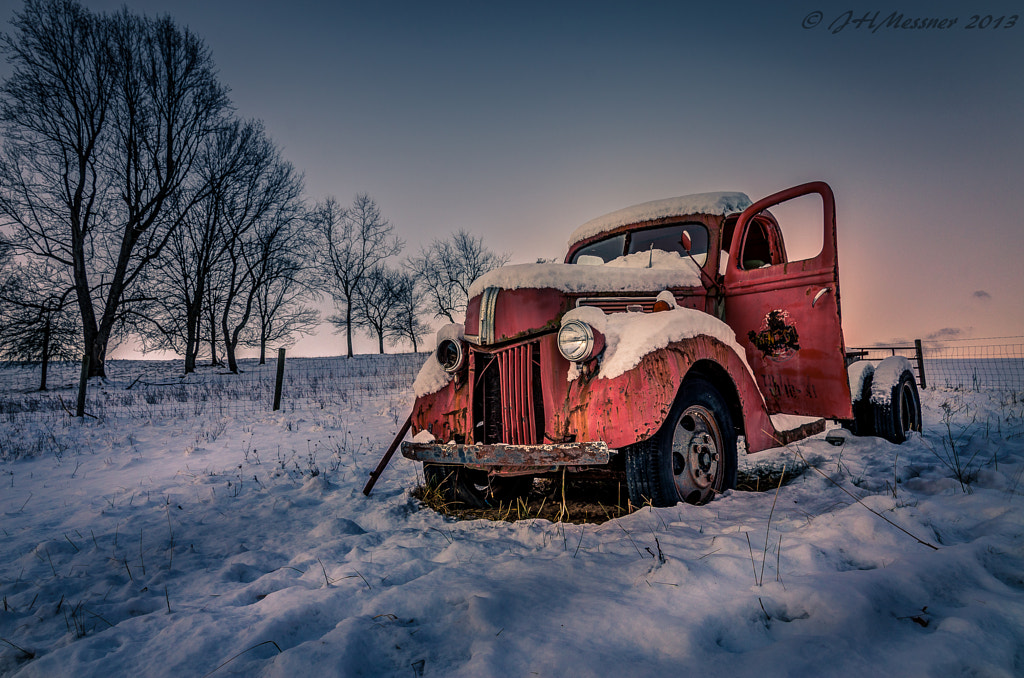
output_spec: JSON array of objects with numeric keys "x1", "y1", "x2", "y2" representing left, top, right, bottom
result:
[{"x1": 551, "y1": 334, "x2": 777, "y2": 453}]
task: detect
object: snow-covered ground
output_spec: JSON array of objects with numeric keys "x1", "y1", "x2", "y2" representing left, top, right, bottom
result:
[{"x1": 1, "y1": 357, "x2": 1023, "y2": 677}]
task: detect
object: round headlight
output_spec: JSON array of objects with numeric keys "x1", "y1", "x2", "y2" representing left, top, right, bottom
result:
[
  {"x1": 557, "y1": 320, "x2": 595, "y2": 362},
  {"x1": 436, "y1": 338, "x2": 464, "y2": 373}
]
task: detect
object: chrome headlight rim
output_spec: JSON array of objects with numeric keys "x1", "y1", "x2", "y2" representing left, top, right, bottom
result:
[
  {"x1": 557, "y1": 319, "x2": 596, "y2": 362},
  {"x1": 436, "y1": 338, "x2": 465, "y2": 373}
]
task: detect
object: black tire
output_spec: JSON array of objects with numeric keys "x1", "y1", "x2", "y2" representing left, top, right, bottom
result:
[
  {"x1": 843, "y1": 365, "x2": 875, "y2": 436},
  {"x1": 422, "y1": 463, "x2": 533, "y2": 509},
  {"x1": 625, "y1": 377, "x2": 737, "y2": 507},
  {"x1": 873, "y1": 368, "x2": 921, "y2": 444}
]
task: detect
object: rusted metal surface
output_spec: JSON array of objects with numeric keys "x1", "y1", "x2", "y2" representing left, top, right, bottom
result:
[
  {"x1": 410, "y1": 374, "x2": 469, "y2": 445},
  {"x1": 725, "y1": 182, "x2": 853, "y2": 420},
  {"x1": 401, "y1": 440, "x2": 610, "y2": 466},
  {"x1": 408, "y1": 181, "x2": 857, "y2": 476},
  {"x1": 499, "y1": 344, "x2": 536, "y2": 444},
  {"x1": 773, "y1": 417, "x2": 827, "y2": 446},
  {"x1": 546, "y1": 333, "x2": 782, "y2": 454}
]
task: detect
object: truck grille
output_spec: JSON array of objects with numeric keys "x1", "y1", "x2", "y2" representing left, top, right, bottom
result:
[{"x1": 473, "y1": 342, "x2": 543, "y2": 445}]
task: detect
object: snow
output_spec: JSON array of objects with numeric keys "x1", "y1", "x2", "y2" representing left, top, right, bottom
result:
[
  {"x1": 561, "y1": 305, "x2": 755, "y2": 382},
  {"x1": 411, "y1": 430, "x2": 435, "y2": 444},
  {"x1": 467, "y1": 256, "x2": 702, "y2": 300},
  {"x1": 568, "y1": 191, "x2": 752, "y2": 248},
  {"x1": 654, "y1": 290, "x2": 678, "y2": 308},
  {"x1": 848, "y1": 360, "x2": 874, "y2": 402},
  {"x1": 2, "y1": 357, "x2": 1024, "y2": 677},
  {"x1": 770, "y1": 413, "x2": 823, "y2": 432},
  {"x1": 412, "y1": 323, "x2": 464, "y2": 398},
  {"x1": 871, "y1": 356, "x2": 914, "y2": 404}
]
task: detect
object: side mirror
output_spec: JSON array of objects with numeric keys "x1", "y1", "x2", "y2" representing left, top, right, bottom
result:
[{"x1": 680, "y1": 230, "x2": 692, "y2": 253}]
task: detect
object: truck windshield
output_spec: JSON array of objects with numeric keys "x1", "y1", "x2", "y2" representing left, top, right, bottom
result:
[{"x1": 571, "y1": 223, "x2": 709, "y2": 265}]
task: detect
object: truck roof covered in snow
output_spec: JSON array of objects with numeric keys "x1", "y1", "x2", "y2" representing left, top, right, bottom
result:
[{"x1": 568, "y1": 191, "x2": 751, "y2": 249}]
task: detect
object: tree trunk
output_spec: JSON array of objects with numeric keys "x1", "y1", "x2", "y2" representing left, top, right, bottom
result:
[
  {"x1": 222, "y1": 311, "x2": 238, "y2": 374},
  {"x1": 208, "y1": 310, "x2": 219, "y2": 366},
  {"x1": 184, "y1": 311, "x2": 198, "y2": 374},
  {"x1": 39, "y1": 316, "x2": 51, "y2": 391},
  {"x1": 345, "y1": 299, "x2": 354, "y2": 358},
  {"x1": 259, "y1": 336, "x2": 267, "y2": 365},
  {"x1": 378, "y1": 332, "x2": 384, "y2": 354}
]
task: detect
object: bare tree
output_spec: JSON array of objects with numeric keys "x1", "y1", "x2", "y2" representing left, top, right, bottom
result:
[
  {"x1": 410, "y1": 230, "x2": 509, "y2": 323},
  {"x1": 251, "y1": 244, "x2": 319, "y2": 364},
  {"x1": 336, "y1": 264, "x2": 400, "y2": 354},
  {"x1": 0, "y1": 258, "x2": 79, "y2": 389},
  {"x1": 313, "y1": 194, "x2": 402, "y2": 356},
  {"x1": 386, "y1": 269, "x2": 430, "y2": 353},
  {"x1": 217, "y1": 140, "x2": 304, "y2": 373},
  {"x1": 136, "y1": 120, "x2": 276, "y2": 373},
  {"x1": 0, "y1": 1, "x2": 229, "y2": 377}
]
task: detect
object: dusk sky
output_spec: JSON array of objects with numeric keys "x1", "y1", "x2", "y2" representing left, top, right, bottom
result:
[{"x1": 2, "y1": 0, "x2": 1022, "y2": 355}]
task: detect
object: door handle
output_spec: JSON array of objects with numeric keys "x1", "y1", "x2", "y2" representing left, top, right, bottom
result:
[{"x1": 812, "y1": 287, "x2": 831, "y2": 308}]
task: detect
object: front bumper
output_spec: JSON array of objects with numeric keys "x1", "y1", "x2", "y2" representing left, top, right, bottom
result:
[{"x1": 401, "y1": 440, "x2": 610, "y2": 466}]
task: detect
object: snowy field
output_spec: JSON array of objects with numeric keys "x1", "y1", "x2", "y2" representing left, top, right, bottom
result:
[{"x1": 1, "y1": 356, "x2": 1023, "y2": 677}]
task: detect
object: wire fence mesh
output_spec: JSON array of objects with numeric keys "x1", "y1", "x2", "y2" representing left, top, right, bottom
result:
[
  {"x1": 2, "y1": 336, "x2": 1022, "y2": 431},
  {"x1": 921, "y1": 338, "x2": 1024, "y2": 391},
  {"x1": 0, "y1": 353, "x2": 426, "y2": 424},
  {"x1": 849, "y1": 337, "x2": 1024, "y2": 391}
]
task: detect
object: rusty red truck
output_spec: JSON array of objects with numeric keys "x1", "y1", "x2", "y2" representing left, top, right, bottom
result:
[{"x1": 400, "y1": 181, "x2": 921, "y2": 507}]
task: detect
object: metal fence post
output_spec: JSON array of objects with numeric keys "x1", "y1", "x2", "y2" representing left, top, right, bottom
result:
[
  {"x1": 76, "y1": 354, "x2": 90, "y2": 417},
  {"x1": 273, "y1": 348, "x2": 286, "y2": 411},
  {"x1": 914, "y1": 339, "x2": 927, "y2": 389}
]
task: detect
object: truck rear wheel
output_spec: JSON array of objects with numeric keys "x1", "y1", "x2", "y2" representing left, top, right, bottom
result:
[
  {"x1": 625, "y1": 377, "x2": 737, "y2": 507},
  {"x1": 873, "y1": 365, "x2": 921, "y2": 444},
  {"x1": 422, "y1": 463, "x2": 533, "y2": 509}
]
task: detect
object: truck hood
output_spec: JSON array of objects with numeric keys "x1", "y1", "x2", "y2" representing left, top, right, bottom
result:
[{"x1": 464, "y1": 253, "x2": 705, "y2": 345}]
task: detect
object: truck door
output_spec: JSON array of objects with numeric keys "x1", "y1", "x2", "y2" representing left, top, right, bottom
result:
[{"x1": 723, "y1": 182, "x2": 853, "y2": 419}]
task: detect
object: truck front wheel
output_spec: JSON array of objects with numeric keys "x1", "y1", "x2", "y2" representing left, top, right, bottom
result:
[{"x1": 625, "y1": 377, "x2": 737, "y2": 507}]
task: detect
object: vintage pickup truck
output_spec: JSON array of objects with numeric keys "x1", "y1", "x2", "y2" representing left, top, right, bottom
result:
[{"x1": 400, "y1": 181, "x2": 921, "y2": 507}]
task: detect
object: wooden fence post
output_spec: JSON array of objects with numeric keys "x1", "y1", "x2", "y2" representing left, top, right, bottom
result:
[
  {"x1": 914, "y1": 339, "x2": 927, "y2": 390},
  {"x1": 76, "y1": 354, "x2": 90, "y2": 417},
  {"x1": 273, "y1": 348, "x2": 286, "y2": 411}
]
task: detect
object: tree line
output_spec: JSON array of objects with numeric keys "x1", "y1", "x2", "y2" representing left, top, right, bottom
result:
[{"x1": 0, "y1": 0, "x2": 506, "y2": 387}]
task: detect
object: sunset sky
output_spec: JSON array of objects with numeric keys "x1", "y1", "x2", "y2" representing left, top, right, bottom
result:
[{"x1": 2, "y1": 0, "x2": 1021, "y2": 355}]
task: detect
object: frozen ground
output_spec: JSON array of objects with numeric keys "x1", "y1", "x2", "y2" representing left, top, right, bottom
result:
[{"x1": 1, "y1": 357, "x2": 1023, "y2": 677}]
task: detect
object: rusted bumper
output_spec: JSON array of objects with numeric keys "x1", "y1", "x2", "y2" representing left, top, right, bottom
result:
[{"x1": 400, "y1": 440, "x2": 610, "y2": 466}]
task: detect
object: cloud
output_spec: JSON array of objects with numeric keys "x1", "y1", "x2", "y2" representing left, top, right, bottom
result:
[
  {"x1": 972, "y1": 290, "x2": 992, "y2": 300},
  {"x1": 924, "y1": 327, "x2": 966, "y2": 341}
]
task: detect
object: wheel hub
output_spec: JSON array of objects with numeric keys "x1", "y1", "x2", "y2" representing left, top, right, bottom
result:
[{"x1": 673, "y1": 407, "x2": 722, "y2": 491}]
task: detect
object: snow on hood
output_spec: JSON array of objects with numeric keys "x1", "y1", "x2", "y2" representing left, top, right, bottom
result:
[
  {"x1": 468, "y1": 250, "x2": 703, "y2": 298},
  {"x1": 562, "y1": 305, "x2": 755, "y2": 382},
  {"x1": 568, "y1": 191, "x2": 752, "y2": 248}
]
